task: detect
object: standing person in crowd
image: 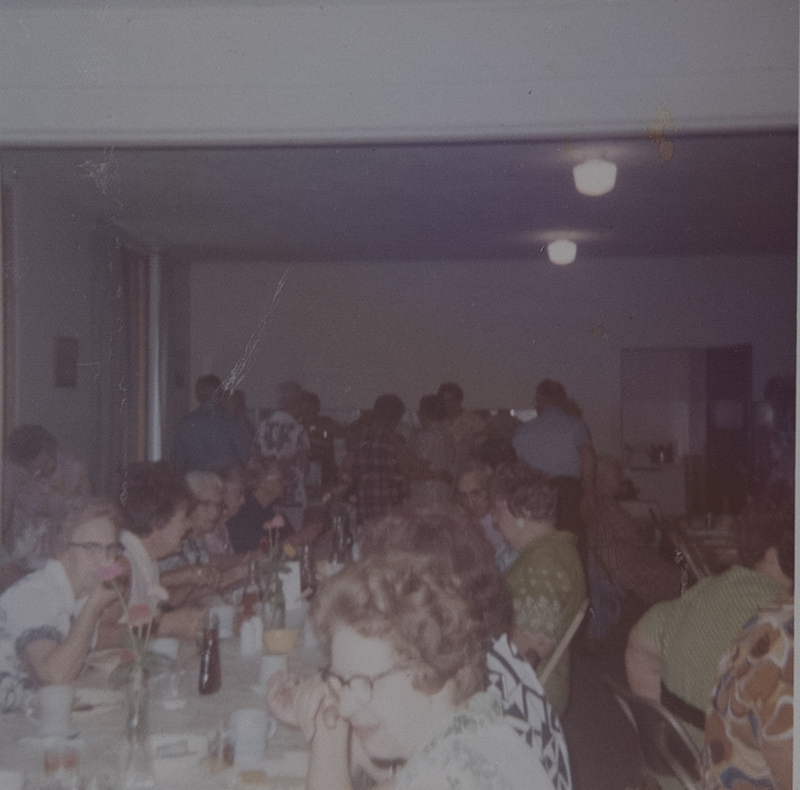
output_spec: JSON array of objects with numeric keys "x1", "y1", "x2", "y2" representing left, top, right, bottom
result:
[
  {"x1": 268, "y1": 549, "x2": 558, "y2": 790},
  {"x1": 226, "y1": 456, "x2": 291, "y2": 554},
  {"x1": 512, "y1": 379, "x2": 596, "y2": 564},
  {"x1": 437, "y1": 382, "x2": 488, "y2": 471},
  {"x1": 257, "y1": 383, "x2": 311, "y2": 530},
  {"x1": 117, "y1": 461, "x2": 208, "y2": 638},
  {"x1": 0, "y1": 499, "x2": 123, "y2": 712},
  {"x1": 625, "y1": 513, "x2": 793, "y2": 790},
  {"x1": 297, "y1": 389, "x2": 342, "y2": 494},
  {"x1": 225, "y1": 388, "x2": 256, "y2": 450},
  {"x1": 703, "y1": 530, "x2": 793, "y2": 790},
  {"x1": 2, "y1": 424, "x2": 91, "y2": 570},
  {"x1": 171, "y1": 375, "x2": 251, "y2": 473},
  {"x1": 340, "y1": 394, "x2": 417, "y2": 529},
  {"x1": 457, "y1": 463, "x2": 517, "y2": 571},
  {"x1": 410, "y1": 394, "x2": 456, "y2": 505},
  {"x1": 490, "y1": 461, "x2": 586, "y2": 715}
]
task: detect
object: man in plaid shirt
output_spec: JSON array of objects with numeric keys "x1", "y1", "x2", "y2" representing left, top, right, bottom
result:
[{"x1": 342, "y1": 394, "x2": 417, "y2": 528}]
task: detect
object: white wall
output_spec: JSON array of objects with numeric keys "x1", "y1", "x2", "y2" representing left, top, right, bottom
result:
[
  {"x1": 0, "y1": 0, "x2": 795, "y2": 145},
  {"x1": 7, "y1": 180, "x2": 119, "y2": 490},
  {"x1": 189, "y1": 256, "x2": 797, "y2": 454}
]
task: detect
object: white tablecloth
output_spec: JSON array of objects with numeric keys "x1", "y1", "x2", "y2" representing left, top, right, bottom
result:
[{"x1": 0, "y1": 620, "x2": 324, "y2": 787}]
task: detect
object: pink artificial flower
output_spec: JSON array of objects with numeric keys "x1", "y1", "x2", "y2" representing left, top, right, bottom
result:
[
  {"x1": 97, "y1": 563, "x2": 126, "y2": 582},
  {"x1": 127, "y1": 603, "x2": 153, "y2": 628}
]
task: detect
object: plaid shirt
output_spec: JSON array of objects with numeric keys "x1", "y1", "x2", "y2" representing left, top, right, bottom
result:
[{"x1": 352, "y1": 424, "x2": 406, "y2": 526}]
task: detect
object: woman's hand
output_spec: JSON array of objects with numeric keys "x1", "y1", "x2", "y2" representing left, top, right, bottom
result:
[
  {"x1": 266, "y1": 670, "x2": 302, "y2": 728},
  {"x1": 267, "y1": 671, "x2": 339, "y2": 742}
]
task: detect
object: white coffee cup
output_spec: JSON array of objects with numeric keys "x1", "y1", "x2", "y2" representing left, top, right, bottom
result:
[
  {"x1": 210, "y1": 604, "x2": 235, "y2": 638},
  {"x1": 230, "y1": 708, "x2": 276, "y2": 767},
  {"x1": 258, "y1": 654, "x2": 287, "y2": 688},
  {"x1": 149, "y1": 637, "x2": 180, "y2": 662},
  {"x1": 33, "y1": 685, "x2": 73, "y2": 736},
  {"x1": 0, "y1": 771, "x2": 24, "y2": 790}
]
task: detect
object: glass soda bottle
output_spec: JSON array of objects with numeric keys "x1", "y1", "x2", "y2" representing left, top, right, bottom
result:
[{"x1": 198, "y1": 612, "x2": 221, "y2": 695}]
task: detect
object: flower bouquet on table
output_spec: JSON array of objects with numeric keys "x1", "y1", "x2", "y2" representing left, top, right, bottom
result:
[
  {"x1": 97, "y1": 563, "x2": 172, "y2": 789},
  {"x1": 96, "y1": 563, "x2": 173, "y2": 688}
]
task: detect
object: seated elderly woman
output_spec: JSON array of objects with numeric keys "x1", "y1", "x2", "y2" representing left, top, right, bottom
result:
[
  {"x1": 0, "y1": 499, "x2": 122, "y2": 712},
  {"x1": 271, "y1": 549, "x2": 555, "y2": 790},
  {"x1": 116, "y1": 461, "x2": 209, "y2": 637},
  {"x1": 157, "y1": 470, "x2": 249, "y2": 604},
  {"x1": 360, "y1": 504, "x2": 572, "y2": 790},
  {"x1": 490, "y1": 462, "x2": 586, "y2": 716}
]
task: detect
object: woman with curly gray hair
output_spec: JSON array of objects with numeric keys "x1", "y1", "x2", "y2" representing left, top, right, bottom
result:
[{"x1": 268, "y1": 548, "x2": 554, "y2": 790}]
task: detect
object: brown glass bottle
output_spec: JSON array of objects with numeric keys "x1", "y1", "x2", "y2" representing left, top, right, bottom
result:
[{"x1": 198, "y1": 614, "x2": 221, "y2": 695}]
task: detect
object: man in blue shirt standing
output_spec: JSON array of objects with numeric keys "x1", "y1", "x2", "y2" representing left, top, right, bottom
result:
[
  {"x1": 172, "y1": 375, "x2": 251, "y2": 472},
  {"x1": 512, "y1": 379, "x2": 596, "y2": 564}
]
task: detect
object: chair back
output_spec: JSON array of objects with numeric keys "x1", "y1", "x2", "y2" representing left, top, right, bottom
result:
[
  {"x1": 537, "y1": 597, "x2": 588, "y2": 684},
  {"x1": 605, "y1": 676, "x2": 703, "y2": 790}
]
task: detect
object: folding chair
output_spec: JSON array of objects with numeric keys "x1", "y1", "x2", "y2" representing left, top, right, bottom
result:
[
  {"x1": 605, "y1": 676, "x2": 703, "y2": 790},
  {"x1": 538, "y1": 598, "x2": 588, "y2": 684}
]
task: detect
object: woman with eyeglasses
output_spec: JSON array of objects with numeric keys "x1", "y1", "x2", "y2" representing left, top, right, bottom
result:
[
  {"x1": 268, "y1": 549, "x2": 554, "y2": 790},
  {"x1": 0, "y1": 499, "x2": 123, "y2": 713}
]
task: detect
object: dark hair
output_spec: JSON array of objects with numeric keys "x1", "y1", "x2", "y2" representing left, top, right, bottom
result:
[
  {"x1": 418, "y1": 394, "x2": 446, "y2": 423},
  {"x1": 361, "y1": 504, "x2": 512, "y2": 640},
  {"x1": 535, "y1": 379, "x2": 568, "y2": 409},
  {"x1": 489, "y1": 461, "x2": 557, "y2": 524},
  {"x1": 437, "y1": 382, "x2": 464, "y2": 404},
  {"x1": 5, "y1": 424, "x2": 57, "y2": 466},
  {"x1": 195, "y1": 375, "x2": 222, "y2": 404},
  {"x1": 734, "y1": 513, "x2": 794, "y2": 571},
  {"x1": 372, "y1": 394, "x2": 405, "y2": 426},
  {"x1": 311, "y1": 550, "x2": 490, "y2": 705},
  {"x1": 119, "y1": 461, "x2": 192, "y2": 537}
]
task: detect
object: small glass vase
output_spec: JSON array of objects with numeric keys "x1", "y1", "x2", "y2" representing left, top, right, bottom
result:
[{"x1": 121, "y1": 664, "x2": 155, "y2": 789}]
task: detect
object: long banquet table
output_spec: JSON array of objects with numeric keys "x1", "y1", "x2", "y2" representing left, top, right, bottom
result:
[{"x1": 0, "y1": 618, "x2": 323, "y2": 788}]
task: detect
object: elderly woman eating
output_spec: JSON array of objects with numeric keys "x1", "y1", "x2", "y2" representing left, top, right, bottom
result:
[
  {"x1": 0, "y1": 499, "x2": 122, "y2": 712},
  {"x1": 268, "y1": 548, "x2": 556, "y2": 790},
  {"x1": 117, "y1": 461, "x2": 209, "y2": 637},
  {"x1": 490, "y1": 462, "x2": 586, "y2": 715}
]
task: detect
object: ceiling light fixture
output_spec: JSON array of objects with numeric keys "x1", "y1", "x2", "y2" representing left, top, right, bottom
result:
[
  {"x1": 547, "y1": 239, "x2": 577, "y2": 265},
  {"x1": 573, "y1": 159, "x2": 617, "y2": 196}
]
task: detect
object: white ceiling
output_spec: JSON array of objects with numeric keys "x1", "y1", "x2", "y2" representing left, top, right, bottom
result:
[{"x1": 2, "y1": 129, "x2": 796, "y2": 264}]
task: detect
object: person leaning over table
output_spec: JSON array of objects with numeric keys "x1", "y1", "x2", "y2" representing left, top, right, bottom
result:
[
  {"x1": 0, "y1": 499, "x2": 124, "y2": 713},
  {"x1": 624, "y1": 512, "x2": 793, "y2": 789},
  {"x1": 489, "y1": 461, "x2": 586, "y2": 716},
  {"x1": 269, "y1": 549, "x2": 556, "y2": 790},
  {"x1": 158, "y1": 470, "x2": 250, "y2": 606},
  {"x1": 114, "y1": 461, "x2": 209, "y2": 638}
]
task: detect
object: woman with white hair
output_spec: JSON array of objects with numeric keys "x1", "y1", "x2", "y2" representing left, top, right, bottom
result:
[{"x1": 0, "y1": 499, "x2": 122, "y2": 712}]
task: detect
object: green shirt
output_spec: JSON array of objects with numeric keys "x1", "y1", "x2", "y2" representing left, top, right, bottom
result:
[
  {"x1": 637, "y1": 564, "x2": 783, "y2": 742},
  {"x1": 505, "y1": 529, "x2": 586, "y2": 714}
]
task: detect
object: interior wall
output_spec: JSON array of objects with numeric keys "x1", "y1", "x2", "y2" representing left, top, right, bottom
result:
[
  {"x1": 7, "y1": 181, "x2": 120, "y2": 493},
  {"x1": 189, "y1": 257, "x2": 796, "y2": 455},
  {"x1": 0, "y1": 0, "x2": 795, "y2": 145}
]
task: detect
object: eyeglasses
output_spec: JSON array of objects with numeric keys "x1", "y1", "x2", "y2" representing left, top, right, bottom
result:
[
  {"x1": 322, "y1": 664, "x2": 407, "y2": 708},
  {"x1": 69, "y1": 541, "x2": 123, "y2": 559}
]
